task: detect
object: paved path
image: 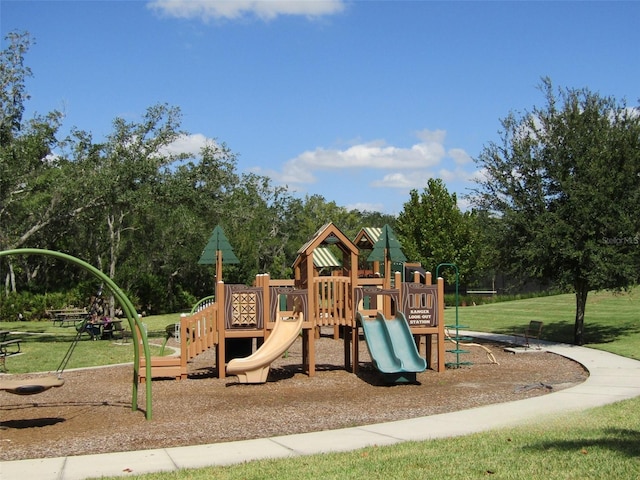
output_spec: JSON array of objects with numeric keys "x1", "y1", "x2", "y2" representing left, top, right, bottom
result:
[{"x1": 3, "y1": 333, "x2": 640, "y2": 480}]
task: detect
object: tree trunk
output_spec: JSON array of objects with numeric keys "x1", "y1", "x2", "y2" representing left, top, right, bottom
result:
[
  {"x1": 107, "y1": 212, "x2": 125, "y2": 318},
  {"x1": 574, "y1": 278, "x2": 589, "y2": 345},
  {"x1": 6, "y1": 261, "x2": 16, "y2": 293}
]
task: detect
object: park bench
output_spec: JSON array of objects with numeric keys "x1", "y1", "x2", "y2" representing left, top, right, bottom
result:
[
  {"x1": 0, "y1": 339, "x2": 21, "y2": 355},
  {"x1": 0, "y1": 331, "x2": 22, "y2": 360},
  {"x1": 513, "y1": 320, "x2": 544, "y2": 349}
]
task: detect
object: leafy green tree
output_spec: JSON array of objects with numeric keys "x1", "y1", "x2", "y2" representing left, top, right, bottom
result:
[
  {"x1": 222, "y1": 173, "x2": 298, "y2": 282},
  {"x1": 0, "y1": 31, "x2": 412, "y2": 309},
  {"x1": 140, "y1": 140, "x2": 240, "y2": 306},
  {"x1": 61, "y1": 104, "x2": 188, "y2": 313},
  {"x1": 396, "y1": 178, "x2": 482, "y2": 285},
  {"x1": 357, "y1": 210, "x2": 397, "y2": 231},
  {"x1": 0, "y1": 31, "x2": 31, "y2": 147},
  {"x1": 471, "y1": 78, "x2": 640, "y2": 345},
  {"x1": 0, "y1": 31, "x2": 76, "y2": 292},
  {"x1": 463, "y1": 209, "x2": 503, "y2": 290},
  {"x1": 95, "y1": 104, "x2": 183, "y2": 279},
  {"x1": 289, "y1": 194, "x2": 365, "y2": 242}
]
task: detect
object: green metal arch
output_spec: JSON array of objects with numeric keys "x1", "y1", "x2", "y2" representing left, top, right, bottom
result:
[
  {"x1": 0, "y1": 248, "x2": 153, "y2": 419},
  {"x1": 190, "y1": 295, "x2": 216, "y2": 315}
]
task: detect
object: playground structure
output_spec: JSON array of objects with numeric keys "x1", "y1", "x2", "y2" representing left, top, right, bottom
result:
[
  {"x1": 0, "y1": 223, "x2": 450, "y2": 426},
  {"x1": 142, "y1": 223, "x2": 446, "y2": 383}
]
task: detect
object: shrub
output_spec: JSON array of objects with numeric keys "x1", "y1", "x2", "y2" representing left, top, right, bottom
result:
[{"x1": 0, "y1": 289, "x2": 85, "y2": 321}]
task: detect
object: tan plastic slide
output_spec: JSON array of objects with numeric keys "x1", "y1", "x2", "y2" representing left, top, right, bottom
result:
[{"x1": 226, "y1": 312, "x2": 304, "y2": 383}]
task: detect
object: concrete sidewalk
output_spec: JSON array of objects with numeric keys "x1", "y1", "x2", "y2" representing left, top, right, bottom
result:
[{"x1": 3, "y1": 333, "x2": 640, "y2": 480}]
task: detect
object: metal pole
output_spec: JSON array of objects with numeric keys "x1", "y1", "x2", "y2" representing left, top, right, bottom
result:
[{"x1": 436, "y1": 262, "x2": 471, "y2": 368}]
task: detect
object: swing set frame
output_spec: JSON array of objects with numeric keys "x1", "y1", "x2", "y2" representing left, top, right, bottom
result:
[{"x1": 0, "y1": 249, "x2": 154, "y2": 420}]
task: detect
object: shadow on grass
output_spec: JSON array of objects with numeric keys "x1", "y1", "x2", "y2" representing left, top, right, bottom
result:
[
  {"x1": 495, "y1": 320, "x2": 640, "y2": 345},
  {"x1": 525, "y1": 428, "x2": 640, "y2": 457},
  {"x1": 13, "y1": 334, "x2": 97, "y2": 345},
  {"x1": 17, "y1": 334, "x2": 72, "y2": 342}
]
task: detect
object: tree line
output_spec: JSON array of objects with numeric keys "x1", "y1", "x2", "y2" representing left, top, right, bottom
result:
[{"x1": 2, "y1": 32, "x2": 639, "y2": 344}]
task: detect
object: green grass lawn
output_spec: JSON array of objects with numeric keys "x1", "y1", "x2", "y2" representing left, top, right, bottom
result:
[
  {"x1": 0, "y1": 313, "x2": 182, "y2": 373},
  {"x1": 446, "y1": 287, "x2": 640, "y2": 359}
]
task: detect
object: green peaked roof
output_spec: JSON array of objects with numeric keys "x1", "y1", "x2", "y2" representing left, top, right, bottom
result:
[
  {"x1": 367, "y1": 224, "x2": 407, "y2": 263},
  {"x1": 198, "y1": 226, "x2": 239, "y2": 265}
]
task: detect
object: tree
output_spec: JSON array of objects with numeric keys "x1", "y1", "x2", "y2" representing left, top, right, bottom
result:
[
  {"x1": 0, "y1": 31, "x2": 74, "y2": 292},
  {"x1": 137, "y1": 140, "x2": 240, "y2": 307},
  {"x1": 0, "y1": 31, "x2": 32, "y2": 147},
  {"x1": 471, "y1": 78, "x2": 640, "y2": 345},
  {"x1": 222, "y1": 173, "x2": 298, "y2": 282},
  {"x1": 395, "y1": 178, "x2": 482, "y2": 285},
  {"x1": 288, "y1": 194, "x2": 363, "y2": 242},
  {"x1": 63, "y1": 104, "x2": 190, "y2": 311}
]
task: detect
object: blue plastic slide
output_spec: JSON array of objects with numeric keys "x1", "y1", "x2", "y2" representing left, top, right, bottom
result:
[
  {"x1": 357, "y1": 312, "x2": 403, "y2": 373},
  {"x1": 357, "y1": 311, "x2": 427, "y2": 380}
]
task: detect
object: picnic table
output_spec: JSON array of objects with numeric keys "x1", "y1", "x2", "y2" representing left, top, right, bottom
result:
[
  {"x1": 49, "y1": 308, "x2": 88, "y2": 327},
  {"x1": 81, "y1": 318, "x2": 123, "y2": 340},
  {"x1": 0, "y1": 330, "x2": 21, "y2": 356}
]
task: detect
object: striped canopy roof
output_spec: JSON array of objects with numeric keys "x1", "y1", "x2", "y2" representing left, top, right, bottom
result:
[
  {"x1": 354, "y1": 227, "x2": 382, "y2": 249},
  {"x1": 312, "y1": 247, "x2": 341, "y2": 268}
]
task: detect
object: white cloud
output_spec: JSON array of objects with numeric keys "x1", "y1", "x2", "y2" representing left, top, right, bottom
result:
[
  {"x1": 271, "y1": 128, "x2": 472, "y2": 189},
  {"x1": 160, "y1": 133, "x2": 214, "y2": 157},
  {"x1": 468, "y1": 167, "x2": 488, "y2": 184},
  {"x1": 456, "y1": 196, "x2": 473, "y2": 212},
  {"x1": 437, "y1": 165, "x2": 478, "y2": 183},
  {"x1": 448, "y1": 148, "x2": 472, "y2": 165},
  {"x1": 291, "y1": 140, "x2": 445, "y2": 171},
  {"x1": 260, "y1": 161, "x2": 316, "y2": 185},
  {"x1": 415, "y1": 128, "x2": 446, "y2": 144},
  {"x1": 147, "y1": 0, "x2": 346, "y2": 22},
  {"x1": 345, "y1": 201, "x2": 386, "y2": 213},
  {"x1": 370, "y1": 171, "x2": 432, "y2": 189}
]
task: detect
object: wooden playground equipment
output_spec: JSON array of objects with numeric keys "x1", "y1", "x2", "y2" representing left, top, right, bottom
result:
[{"x1": 140, "y1": 223, "x2": 446, "y2": 383}]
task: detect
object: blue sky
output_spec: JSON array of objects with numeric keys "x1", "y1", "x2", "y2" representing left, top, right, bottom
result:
[{"x1": 3, "y1": 1, "x2": 639, "y2": 214}]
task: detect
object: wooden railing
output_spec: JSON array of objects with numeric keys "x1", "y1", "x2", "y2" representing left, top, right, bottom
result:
[
  {"x1": 312, "y1": 276, "x2": 351, "y2": 327},
  {"x1": 138, "y1": 301, "x2": 218, "y2": 382},
  {"x1": 184, "y1": 302, "x2": 218, "y2": 360}
]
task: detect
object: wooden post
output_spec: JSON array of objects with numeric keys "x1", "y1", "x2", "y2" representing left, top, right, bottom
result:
[
  {"x1": 306, "y1": 252, "x2": 316, "y2": 376},
  {"x1": 216, "y1": 279, "x2": 226, "y2": 379},
  {"x1": 179, "y1": 314, "x2": 188, "y2": 379},
  {"x1": 215, "y1": 249, "x2": 223, "y2": 286},
  {"x1": 383, "y1": 248, "x2": 392, "y2": 317},
  {"x1": 260, "y1": 273, "x2": 270, "y2": 340},
  {"x1": 349, "y1": 245, "x2": 360, "y2": 374}
]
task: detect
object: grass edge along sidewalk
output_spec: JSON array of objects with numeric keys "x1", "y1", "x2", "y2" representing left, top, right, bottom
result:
[{"x1": 89, "y1": 397, "x2": 640, "y2": 480}]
